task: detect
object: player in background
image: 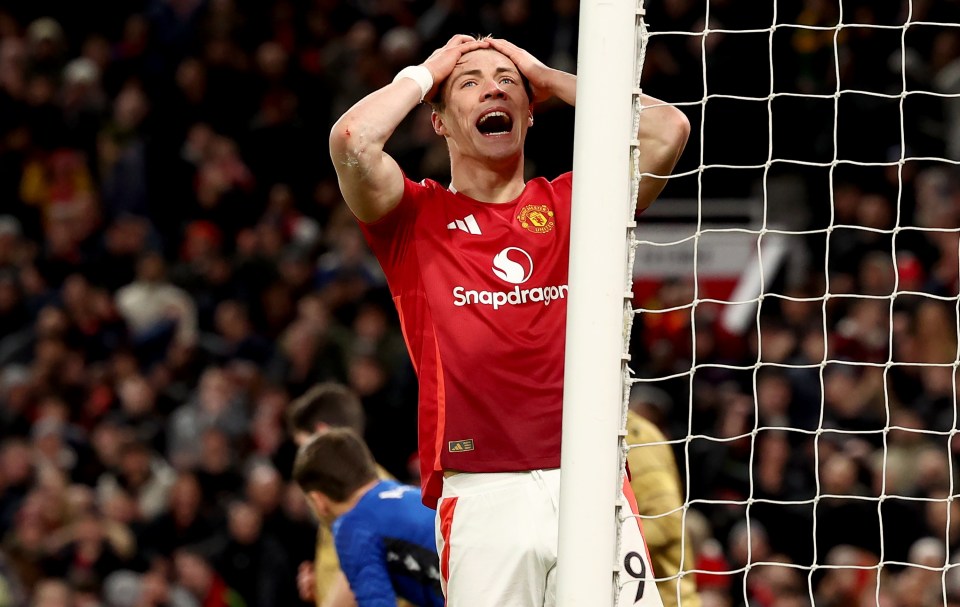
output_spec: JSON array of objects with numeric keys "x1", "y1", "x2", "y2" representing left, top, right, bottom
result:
[
  {"x1": 286, "y1": 382, "x2": 411, "y2": 607},
  {"x1": 293, "y1": 428, "x2": 443, "y2": 607},
  {"x1": 626, "y1": 404, "x2": 702, "y2": 607},
  {"x1": 330, "y1": 33, "x2": 689, "y2": 606}
]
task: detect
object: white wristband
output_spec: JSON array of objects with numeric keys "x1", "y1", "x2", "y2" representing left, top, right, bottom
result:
[{"x1": 393, "y1": 65, "x2": 434, "y2": 102}]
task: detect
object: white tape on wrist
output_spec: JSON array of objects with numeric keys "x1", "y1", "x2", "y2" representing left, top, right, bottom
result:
[{"x1": 393, "y1": 65, "x2": 434, "y2": 102}]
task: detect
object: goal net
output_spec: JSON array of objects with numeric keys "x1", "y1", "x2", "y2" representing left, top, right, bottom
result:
[{"x1": 622, "y1": 1, "x2": 960, "y2": 607}]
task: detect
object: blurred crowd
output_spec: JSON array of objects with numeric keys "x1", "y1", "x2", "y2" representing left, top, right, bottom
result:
[{"x1": 0, "y1": 0, "x2": 958, "y2": 606}]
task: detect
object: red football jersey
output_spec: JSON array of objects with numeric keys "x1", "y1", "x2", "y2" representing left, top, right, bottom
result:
[{"x1": 358, "y1": 173, "x2": 573, "y2": 508}]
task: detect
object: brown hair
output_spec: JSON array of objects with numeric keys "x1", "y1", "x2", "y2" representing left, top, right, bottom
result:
[
  {"x1": 286, "y1": 382, "x2": 366, "y2": 436},
  {"x1": 292, "y1": 427, "x2": 378, "y2": 503}
]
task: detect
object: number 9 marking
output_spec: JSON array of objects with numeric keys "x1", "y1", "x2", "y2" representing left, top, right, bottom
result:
[{"x1": 624, "y1": 551, "x2": 647, "y2": 603}]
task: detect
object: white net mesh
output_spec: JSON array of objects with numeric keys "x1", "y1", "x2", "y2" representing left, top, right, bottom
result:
[{"x1": 623, "y1": 2, "x2": 960, "y2": 606}]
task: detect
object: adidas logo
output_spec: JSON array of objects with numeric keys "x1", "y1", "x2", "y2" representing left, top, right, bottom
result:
[
  {"x1": 446, "y1": 214, "x2": 482, "y2": 235},
  {"x1": 448, "y1": 439, "x2": 475, "y2": 452}
]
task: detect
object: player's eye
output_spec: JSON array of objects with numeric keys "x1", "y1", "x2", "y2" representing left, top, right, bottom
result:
[
  {"x1": 499, "y1": 77, "x2": 515, "y2": 85},
  {"x1": 461, "y1": 80, "x2": 477, "y2": 88}
]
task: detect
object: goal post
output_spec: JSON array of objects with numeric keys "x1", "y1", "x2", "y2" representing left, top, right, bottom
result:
[{"x1": 557, "y1": 1, "x2": 644, "y2": 606}]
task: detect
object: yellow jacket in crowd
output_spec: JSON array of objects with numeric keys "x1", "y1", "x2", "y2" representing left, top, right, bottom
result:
[{"x1": 626, "y1": 411, "x2": 701, "y2": 607}]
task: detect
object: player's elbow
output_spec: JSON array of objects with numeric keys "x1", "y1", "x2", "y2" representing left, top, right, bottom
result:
[
  {"x1": 329, "y1": 113, "x2": 379, "y2": 165},
  {"x1": 661, "y1": 106, "x2": 691, "y2": 162},
  {"x1": 638, "y1": 104, "x2": 690, "y2": 177},
  {"x1": 329, "y1": 115, "x2": 358, "y2": 160},
  {"x1": 644, "y1": 106, "x2": 690, "y2": 183}
]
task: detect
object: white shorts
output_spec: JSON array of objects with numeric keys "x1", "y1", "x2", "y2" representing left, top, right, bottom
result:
[{"x1": 435, "y1": 469, "x2": 663, "y2": 607}]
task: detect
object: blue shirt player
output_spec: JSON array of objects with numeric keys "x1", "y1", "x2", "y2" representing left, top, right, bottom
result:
[{"x1": 293, "y1": 428, "x2": 443, "y2": 607}]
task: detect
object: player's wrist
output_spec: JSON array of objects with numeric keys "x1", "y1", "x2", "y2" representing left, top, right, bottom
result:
[{"x1": 393, "y1": 65, "x2": 434, "y2": 103}]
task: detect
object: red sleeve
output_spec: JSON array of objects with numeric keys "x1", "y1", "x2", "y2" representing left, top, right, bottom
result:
[{"x1": 356, "y1": 176, "x2": 428, "y2": 287}]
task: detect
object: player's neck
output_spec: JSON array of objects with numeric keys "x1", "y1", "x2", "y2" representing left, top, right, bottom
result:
[
  {"x1": 333, "y1": 478, "x2": 381, "y2": 517},
  {"x1": 449, "y1": 155, "x2": 526, "y2": 204}
]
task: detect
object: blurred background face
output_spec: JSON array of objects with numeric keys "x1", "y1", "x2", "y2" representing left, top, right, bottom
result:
[
  {"x1": 119, "y1": 375, "x2": 155, "y2": 416},
  {"x1": 73, "y1": 512, "x2": 104, "y2": 545},
  {"x1": 246, "y1": 465, "x2": 282, "y2": 513},
  {"x1": 169, "y1": 472, "x2": 202, "y2": 519},
  {"x1": 199, "y1": 429, "x2": 233, "y2": 472},
  {"x1": 136, "y1": 253, "x2": 166, "y2": 283},
  {"x1": 820, "y1": 453, "x2": 857, "y2": 495},
  {"x1": 139, "y1": 568, "x2": 172, "y2": 604},
  {"x1": 199, "y1": 369, "x2": 233, "y2": 413},
  {"x1": 100, "y1": 489, "x2": 137, "y2": 525},
  {"x1": 227, "y1": 502, "x2": 262, "y2": 544},
  {"x1": 31, "y1": 579, "x2": 72, "y2": 607},
  {"x1": 119, "y1": 445, "x2": 152, "y2": 486},
  {"x1": 91, "y1": 423, "x2": 131, "y2": 469},
  {"x1": 174, "y1": 551, "x2": 211, "y2": 596},
  {"x1": 0, "y1": 440, "x2": 33, "y2": 487}
]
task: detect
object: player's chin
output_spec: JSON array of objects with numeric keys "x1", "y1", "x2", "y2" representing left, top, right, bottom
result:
[
  {"x1": 475, "y1": 131, "x2": 522, "y2": 151},
  {"x1": 479, "y1": 144, "x2": 522, "y2": 163},
  {"x1": 479, "y1": 132, "x2": 516, "y2": 144}
]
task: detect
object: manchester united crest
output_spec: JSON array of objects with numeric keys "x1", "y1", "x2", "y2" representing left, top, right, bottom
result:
[{"x1": 517, "y1": 204, "x2": 555, "y2": 234}]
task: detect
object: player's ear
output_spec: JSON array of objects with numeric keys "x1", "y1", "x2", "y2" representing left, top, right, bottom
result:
[
  {"x1": 431, "y1": 110, "x2": 447, "y2": 137},
  {"x1": 527, "y1": 109, "x2": 534, "y2": 127},
  {"x1": 305, "y1": 491, "x2": 327, "y2": 516}
]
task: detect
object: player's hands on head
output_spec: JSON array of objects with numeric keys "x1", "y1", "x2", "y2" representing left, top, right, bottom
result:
[
  {"x1": 486, "y1": 38, "x2": 555, "y2": 103},
  {"x1": 422, "y1": 35, "x2": 492, "y2": 102}
]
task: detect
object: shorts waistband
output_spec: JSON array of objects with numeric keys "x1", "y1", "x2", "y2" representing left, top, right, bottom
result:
[{"x1": 441, "y1": 468, "x2": 560, "y2": 496}]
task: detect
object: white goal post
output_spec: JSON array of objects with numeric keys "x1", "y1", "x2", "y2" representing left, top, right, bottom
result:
[{"x1": 558, "y1": 1, "x2": 646, "y2": 606}]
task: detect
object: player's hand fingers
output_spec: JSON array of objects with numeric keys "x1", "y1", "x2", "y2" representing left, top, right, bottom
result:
[
  {"x1": 487, "y1": 37, "x2": 524, "y2": 58},
  {"x1": 296, "y1": 561, "x2": 316, "y2": 601},
  {"x1": 488, "y1": 37, "x2": 553, "y2": 101},
  {"x1": 445, "y1": 34, "x2": 480, "y2": 47},
  {"x1": 423, "y1": 38, "x2": 490, "y2": 100},
  {"x1": 426, "y1": 38, "x2": 485, "y2": 64},
  {"x1": 455, "y1": 39, "x2": 490, "y2": 55},
  {"x1": 487, "y1": 38, "x2": 536, "y2": 75},
  {"x1": 297, "y1": 579, "x2": 315, "y2": 601}
]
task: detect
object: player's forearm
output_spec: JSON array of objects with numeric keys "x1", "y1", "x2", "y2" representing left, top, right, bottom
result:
[
  {"x1": 329, "y1": 80, "x2": 419, "y2": 222},
  {"x1": 635, "y1": 95, "x2": 690, "y2": 211},
  {"x1": 544, "y1": 69, "x2": 577, "y2": 106},
  {"x1": 329, "y1": 81, "x2": 421, "y2": 172}
]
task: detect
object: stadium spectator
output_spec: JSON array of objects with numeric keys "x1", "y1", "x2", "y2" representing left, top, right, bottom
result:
[
  {"x1": 212, "y1": 499, "x2": 296, "y2": 607},
  {"x1": 95, "y1": 439, "x2": 175, "y2": 523},
  {"x1": 137, "y1": 470, "x2": 220, "y2": 562},
  {"x1": 172, "y1": 546, "x2": 246, "y2": 607},
  {"x1": 115, "y1": 250, "x2": 198, "y2": 365},
  {"x1": 626, "y1": 405, "x2": 700, "y2": 607}
]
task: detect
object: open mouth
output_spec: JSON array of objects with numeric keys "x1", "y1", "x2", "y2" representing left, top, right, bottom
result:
[{"x1": 476, "y1": 110, "x2": 513, "y2": 136}]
